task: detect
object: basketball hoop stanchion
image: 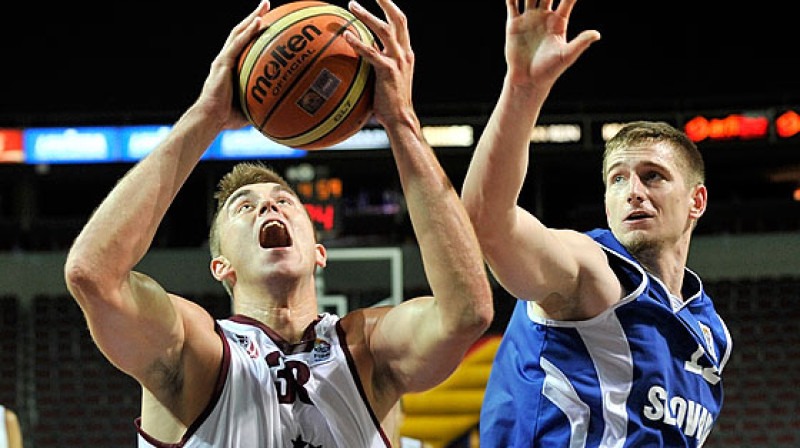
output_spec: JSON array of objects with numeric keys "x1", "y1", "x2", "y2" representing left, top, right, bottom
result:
[{"x1": 316, "y1": 247, "x2": 404, "y2": 315}]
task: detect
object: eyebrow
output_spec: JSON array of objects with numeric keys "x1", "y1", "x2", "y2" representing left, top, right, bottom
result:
[
  {"x1": 273, "y1": 184, "x2": 299, "y2": 199},
  {"x1": 224, "y1": 188, "x2": 254, "y2": 211},
  {"x1": 606, "y1": 160, "x2": 668, "y2": 175},
  {"x1": 224, "y1": 184, "x2": 299, "y2": 211}
]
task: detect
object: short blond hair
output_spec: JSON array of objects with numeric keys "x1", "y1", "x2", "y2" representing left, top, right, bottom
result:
[
  {"x1": 602, "y1": 121, "x2": 705, "y2": 187},
  {"x1": 208, "y1": 162, "x2": 295, "y2": 259}
]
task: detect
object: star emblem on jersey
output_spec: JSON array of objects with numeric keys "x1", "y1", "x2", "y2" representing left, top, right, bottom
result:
[{"x1": 291, "y1": 434, "x2": 322, "y2": 448}]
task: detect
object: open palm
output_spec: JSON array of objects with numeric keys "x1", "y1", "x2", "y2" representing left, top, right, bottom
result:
[{"x1": 504, "y1": 0, "x2": 600, "y2": 89}]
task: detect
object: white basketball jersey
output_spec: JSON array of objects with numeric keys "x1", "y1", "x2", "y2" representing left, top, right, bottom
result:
[{"x1": 137, "y1": 313, "x2": 391, "y2": 448}]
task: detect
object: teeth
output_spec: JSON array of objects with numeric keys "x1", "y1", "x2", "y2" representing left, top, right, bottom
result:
[{"x1": 260, "y1": 220, "x2": 291, "y2": 249}]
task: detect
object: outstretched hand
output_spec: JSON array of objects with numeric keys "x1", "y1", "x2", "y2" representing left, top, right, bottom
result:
[
  {"x1": 344, "y1": 0, "x2": 416, "y2": 129},
  {"x1": 196, "y1": 1, "x2": 271, "y2": 130},
  {"x1": 504, "y1": 0, "x2": 600, "y2": 90}
]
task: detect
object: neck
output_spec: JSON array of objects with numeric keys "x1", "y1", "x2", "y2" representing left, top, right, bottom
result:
[
  {"x1": 233, "y1": 276, "x2": 319, "y2": 344},
  {"x1": 631, "y1": 237, "x2": 690, "y2": 300}
]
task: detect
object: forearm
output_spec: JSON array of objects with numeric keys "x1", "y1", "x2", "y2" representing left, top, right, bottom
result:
[
  {"x1": 387, "y1": 112, "x2": 493, "y2": 333},
  {"x1": 462, "y1": 78, "x2": 551, "y2": 233},
  {"x1": 66, "y1": 105, "x2": 224, "y2": 288}
]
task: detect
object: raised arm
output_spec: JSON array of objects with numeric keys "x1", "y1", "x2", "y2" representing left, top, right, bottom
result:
[
  {"x1": 344, "y1": 0, "x2": 492, "y2": 395},
  {"x1": 461, "y1": 0, "x2": 602, "y2": 308},
  {"x1": 4, "y1": 407, "x2": 23, "y2": 448},
  {"x1": 63, "y1": 3, "x2": 267, "y2": 398}
]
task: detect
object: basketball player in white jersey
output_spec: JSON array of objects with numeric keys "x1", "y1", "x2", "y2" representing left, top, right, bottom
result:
[
  {"x1": 0, "y1": 405, "x2": 23, "y2": 448},
  {"x1": 64, "y1": 0, "x2": 493, "y2": 446}
]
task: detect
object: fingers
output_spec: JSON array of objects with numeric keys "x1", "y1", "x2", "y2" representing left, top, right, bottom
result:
[
  {"x1": 348, "y1": 1, "x2": 393, "y2": 55},
  {"x1": 348, "y1": 0, "x2": 408, "y2": 57},
  {"x1": 343, "y1": 28, "x2": 379, "y2": 64},
  {"x1": 538, "y1": 0, "x2": 554, "y2": 11},
  {"x1": 374, "y1": 0, "x2": 410, "y2": 49},
  {"x1": 225, "y1": 1, "x2": 270, "y2": 49},
  {"x1": 554, "y1": 0, "x2": 577, "y2": 18},
  {"x1": 563, "y1": 29, "x2": 601, "y2": 64},
  {"x1": 506, "y1": 0, "x2": 520, "y2": 18}
]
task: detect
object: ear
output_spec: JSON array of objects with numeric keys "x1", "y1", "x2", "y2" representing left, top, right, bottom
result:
[
  {"x1": 689, "y1": 184, "x2": 708, "y2": 220},
  {"x1": 315, "y1": 243, "x2": 327, "y2": 269},
  {"x1": 211, "y1": 256, "x2": 235, "y2": 284}
]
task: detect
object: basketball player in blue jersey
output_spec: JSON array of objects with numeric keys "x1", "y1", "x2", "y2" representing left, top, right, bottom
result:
[
  {"x1": 64, "y1": 0, "x2": 492, "y2": 446},
  {"x1": 462, "y1": 0, "x2": 732, "y2": 446}
]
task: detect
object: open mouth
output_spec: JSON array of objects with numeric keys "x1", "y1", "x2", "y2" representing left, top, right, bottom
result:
[
  {"x1": 625, "y1": 211, "x2": 652, "y2": 222},
  {"x1": 259, "y1": 220, "x2": 292, "y2": 249}
]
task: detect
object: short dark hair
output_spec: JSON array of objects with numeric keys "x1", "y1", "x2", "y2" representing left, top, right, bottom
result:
[{"x1": 602, "y1": 121, "x2": 705, "y2": 187}]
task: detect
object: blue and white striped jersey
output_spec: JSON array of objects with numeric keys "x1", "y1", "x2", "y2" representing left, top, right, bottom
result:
[{"x1": 480, "y1": 228, "x2": 732, "y2": 447}]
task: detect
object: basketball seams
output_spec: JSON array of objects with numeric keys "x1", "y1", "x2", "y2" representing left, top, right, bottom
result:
[
  {"x1": 272, "y1": 54, "x2": 370, "y2": 147},
  {"x1": 236, "y1": 2, "x2": 375, "y2": 149},
  {"x1": 270, "y1": 18, "x2": 375, "y2": 148},
  {"x1": 255, "y1": 15, "x2": 355, "y2": 132},
  {"x1": 238, "y1": 4, "x2": 346, "y2": 124}
]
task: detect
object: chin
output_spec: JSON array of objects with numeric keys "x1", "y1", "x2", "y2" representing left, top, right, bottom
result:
[{"x1": 619, "y1": 230, "x2": 661, "y2": 255}]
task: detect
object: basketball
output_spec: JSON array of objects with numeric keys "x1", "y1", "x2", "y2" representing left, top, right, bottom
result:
[{"x1": 236, "y1": 1, "x2": 376, "y2": 150}]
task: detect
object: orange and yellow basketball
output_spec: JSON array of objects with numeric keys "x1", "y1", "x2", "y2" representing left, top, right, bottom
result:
[{"x1": 236, "y1": 1, "x2": 376, "y2": 150}]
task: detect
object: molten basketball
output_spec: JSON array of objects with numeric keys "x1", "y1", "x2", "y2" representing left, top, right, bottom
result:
[{"x1": 236, "y1": 1, "x2": 376, "y2": 150}]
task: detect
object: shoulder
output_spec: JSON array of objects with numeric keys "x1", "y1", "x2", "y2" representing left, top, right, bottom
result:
[
  {"x1": 4, "y1": 406, "x2": 19, "y2": 428},
  {"x1": 536, "y1": 229, "x2": 625, "y2": 320},
  {"x1": 338, "y1": 306, "x2": 392, "y2": 346},
  {"x1": 170, "y1": 294, "x2": 218, "y2": 335}
]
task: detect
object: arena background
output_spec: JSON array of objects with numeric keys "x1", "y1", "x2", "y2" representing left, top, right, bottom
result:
[{"x1": 1, "y1": 0, "x2": 798, "y2": 446}]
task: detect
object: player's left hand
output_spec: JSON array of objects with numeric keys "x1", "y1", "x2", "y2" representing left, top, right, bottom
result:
[
  {"x1": 504, "y1": 0, "x2": 600, "y2": 91},
  {"x1": 344, "y1": 0, "x2": 416, "y2": 129}
]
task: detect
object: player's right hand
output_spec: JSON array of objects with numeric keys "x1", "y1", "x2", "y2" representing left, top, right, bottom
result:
[{"x1": 197, "y1": 0, "x2": 271, "y2": 130}]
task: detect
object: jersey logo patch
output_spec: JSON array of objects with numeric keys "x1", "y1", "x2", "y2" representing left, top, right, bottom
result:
[
  {"x1": 233, "y1": 333, "x2": 261, "y2": 359},
  {"x1": 698, "y1": 323, "x2": 717, "y2": 361},
  {"x1": 311, "y1": 337, "x2": 332, "y2": 364}
]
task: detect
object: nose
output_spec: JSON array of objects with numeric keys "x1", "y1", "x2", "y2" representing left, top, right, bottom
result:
[
  {"x1": 258, "y1": 199, "x2": 279, "y2": 216},
  {"x1": 627, "y1": 175, "x2": 646, "y2": 204}
]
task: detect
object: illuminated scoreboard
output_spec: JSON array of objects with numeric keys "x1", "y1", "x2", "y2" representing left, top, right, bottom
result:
[{"x1": 288, "y1": 168, "x2": 343, "y2": 237}]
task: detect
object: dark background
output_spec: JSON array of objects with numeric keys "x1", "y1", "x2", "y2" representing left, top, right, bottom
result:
[
  {"x1": 1, "y1": 0, "x2": 797, "y2": 122},
  {"x1": 0, "y1": 0, "x2": 798, "y2": 249}
]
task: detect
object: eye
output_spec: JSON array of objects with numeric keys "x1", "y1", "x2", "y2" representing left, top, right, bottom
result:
[
  {"x1": 276, "y1": 196, "x2": 293, "y2": 206},
  {"x1": 236, "y1": 202, "x2": 254, "y2": 213},
  {"x1": 610, "y1": 174, "x2": 625, "y2": 184},
  {"x1": 643, "y1": 171, "x2": 665, "y2": 183}
]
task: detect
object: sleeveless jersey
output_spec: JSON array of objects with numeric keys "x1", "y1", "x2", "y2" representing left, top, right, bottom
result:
[
  {"x1": 480, "y1": 228, "x2": 733, "y2": 447},
  {"x1": 0, "y1": 405, "x2": 7, "y2": 448},
  {"x1": 137, "y1": 313, "x2": 391, "y2": 448}
]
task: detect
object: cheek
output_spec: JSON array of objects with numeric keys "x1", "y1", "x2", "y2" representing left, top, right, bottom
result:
[{"x1": 604, "y1": 192, "x2": 623, "y2": 215}]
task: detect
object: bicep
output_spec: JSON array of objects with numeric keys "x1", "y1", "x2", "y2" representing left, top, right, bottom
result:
[
  {"x1": 485, "y1": 212, "x2": 623, "y2": 318},
  {"x1": 369, "y1": 297, "x2": 477, "y2": 394},
  {"x1": 482, "y1": 206, "x2": 583, "y2": 302},
  {"x1": 77, "y1": 271, "x2": 185, "y2": 382}
]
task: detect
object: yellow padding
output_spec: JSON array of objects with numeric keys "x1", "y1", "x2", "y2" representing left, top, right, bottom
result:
[
  {"x1": 398, "y1": 336, "x2": 502, "y2": 448},
  {"x1": 432, "y1": 364, "x2": 493, "y2": 390},
  {"x1": 466, "y1": 336, "x2": 501, "y2": 364},
  {"x1": 403, "y1": 390, "x2": 485, "y2": 414}
]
